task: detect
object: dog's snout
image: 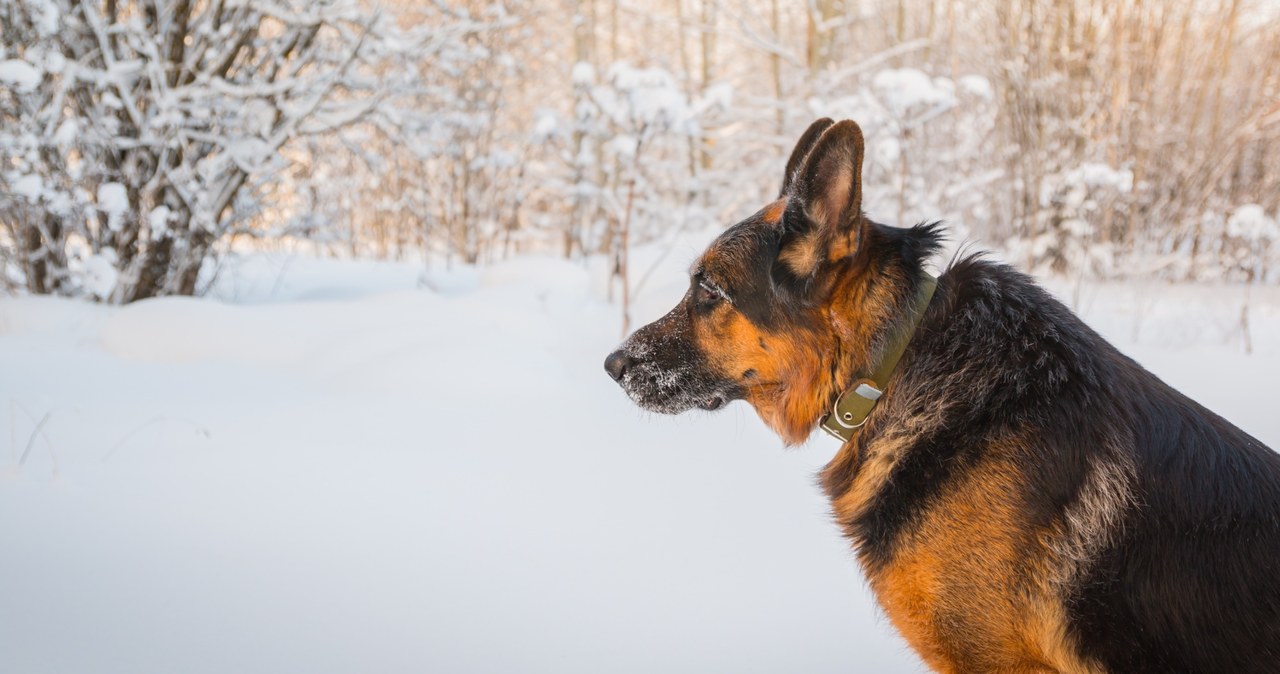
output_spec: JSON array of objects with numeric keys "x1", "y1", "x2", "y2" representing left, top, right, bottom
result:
[{"x1": 604, "y1": 350, "x2": 635, "y2": 382}]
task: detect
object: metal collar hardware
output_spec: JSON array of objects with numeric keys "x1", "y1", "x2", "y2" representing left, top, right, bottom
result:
[{"x1": 819, "y1": 275, "x2": 937, "y2": 443}]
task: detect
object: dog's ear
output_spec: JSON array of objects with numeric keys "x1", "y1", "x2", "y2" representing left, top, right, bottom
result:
[
  {"x1": 779, "y1": 118, "x2": 835, "y2": 198},
  {"x1": 776, "y1": 120, "x2": 866, "y2": 279}
]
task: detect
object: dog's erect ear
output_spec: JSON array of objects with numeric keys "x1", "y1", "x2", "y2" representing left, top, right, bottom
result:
[
  {"x1": 776, "y1": 120, "x2": 866, "y2": 279},
  {"x1": 794, "y1": 120, "x2": 864, "y2": 236},
  {"x1": 779, "y1": 118, "x2": 835, "y2": 198}
]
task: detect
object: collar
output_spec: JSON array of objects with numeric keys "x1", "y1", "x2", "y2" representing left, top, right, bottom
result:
[{"x1": 820, "y1": 274, "x2": 938, "y2": 443}]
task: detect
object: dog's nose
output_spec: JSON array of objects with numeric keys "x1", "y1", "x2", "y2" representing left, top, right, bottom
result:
[{"x1": 604, "y1": 350, "x2": 635, "y2": 382}]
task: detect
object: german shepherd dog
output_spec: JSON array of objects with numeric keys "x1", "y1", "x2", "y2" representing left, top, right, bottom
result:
[{"x1": 603, "y1": 119, "x2": 1280, "y2": 673}]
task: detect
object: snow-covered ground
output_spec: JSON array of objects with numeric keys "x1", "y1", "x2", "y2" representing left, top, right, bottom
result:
[{"x1": 2, "y1": 234, "x2": 1278, "y2": 674}]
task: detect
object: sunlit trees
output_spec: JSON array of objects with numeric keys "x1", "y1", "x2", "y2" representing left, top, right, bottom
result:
[{"x1": 3, "y1": 0, "x2": 1278, "y2": 304}]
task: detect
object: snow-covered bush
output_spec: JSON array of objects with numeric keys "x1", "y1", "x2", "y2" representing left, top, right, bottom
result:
[
  {"x1": 261, "y1": 1, "x2": 531, "y2": 267},
  {"x1": 548, "y1": 61, "x2": 720, "y2": 326},
  {"x1": 528, "y1": 60, "x2": 732, "y2": 281},
  {"x1": 0, "y1": 0, "x2": 423, "y2": 301},
  {"x1": 809, "y1": 67, "x2": 997, "y2": 239},
  {"x1": 1226, "y1": 205, "x2": 1278, "y2": 283},
  {"x1": 1018, "y1": 163, "x2": 1135, "y2": 277}
]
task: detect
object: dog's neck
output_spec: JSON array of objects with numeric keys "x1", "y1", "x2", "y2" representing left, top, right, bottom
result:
[
  {"x1": 820, "y1": 272, "x2": 937, "y2": 441},
  {"x1": 814, "y1": 238, "x2": 936, "y2": 441}
]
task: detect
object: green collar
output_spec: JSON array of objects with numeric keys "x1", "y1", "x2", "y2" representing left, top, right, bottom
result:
[{"x1": 820, "y1": 275, "x2": 938, "y2": 443}]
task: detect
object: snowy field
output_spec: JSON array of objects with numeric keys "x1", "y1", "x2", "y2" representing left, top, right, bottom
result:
[{"x1": 2, "y1": 232, "x2": 1279, "y2": 674}]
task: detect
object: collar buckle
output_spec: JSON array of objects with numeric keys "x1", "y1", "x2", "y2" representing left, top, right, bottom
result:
[{"x1": 820, "y1": 379, "x2": 884, "y2": 442}]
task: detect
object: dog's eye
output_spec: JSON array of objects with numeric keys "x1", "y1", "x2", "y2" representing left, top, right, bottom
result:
[{"x1": 696, "y1": 281, "x2": 724, "y2": 305}]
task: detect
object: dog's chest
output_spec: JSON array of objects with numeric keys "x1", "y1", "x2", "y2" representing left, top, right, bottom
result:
[{"x1": 827, "y1": 447, "x2": 1101, "y2": 673}]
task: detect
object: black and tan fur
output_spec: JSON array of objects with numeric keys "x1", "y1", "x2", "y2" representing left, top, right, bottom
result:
[{"x1": 604, "y1": 118, "x2": 1280, "y2": 673}]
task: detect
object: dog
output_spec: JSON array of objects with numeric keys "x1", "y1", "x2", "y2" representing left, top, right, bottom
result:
[{"x1": 603, "y1": 118, "x2": 1280, "y2": 673}]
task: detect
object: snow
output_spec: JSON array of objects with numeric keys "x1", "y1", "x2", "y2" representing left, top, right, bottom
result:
[
  {"x1": 601, "y1": 63, "x2": 696, "y2": 132},
  {"x1": 52, "y1": 118, "x2": 78, "y2": 146},
  {"x1": 80, "y1": 254, "x2": 120, "y2": 299},
  {"x1": 97, "y1": 182, "x2": 130, "y2": 230},
  {"x1": 871, "y1": 68, "x2": 957, "y2": 119},
  {"x1": 571, "y1": 61, "x2": 596, "y2": 86},
  {"x1": 1068, "y1": 162, "x2": 1134, "y2": 193},
  {"x1": 604, "y1": 133, "x2": 639, "y2": 159},
  {"x1": 2, "y1": 241, "x2": 1279, "y2": 673},
  {"x1": 532, "y1": 109, "x2": 560, "y2": 140},
  {"x1": 12, "y1": 174, "x2": 44, "y2": 202},
  {"x1": 696, "y1": 82, "x2": 735, "y2": 113},
  {"x1": 1227, "y1": 204, "x2": 1278, "y2": 241},
  {"x1": 148, "y1": 205, "x2": 173, "y2": 234},
  {"x1": 29, "y1": 0, "x2": 61, "y2": 36},
  {"x1": 0, "y1": 58, "x2": 41, "y2": 91},
  {"x1": 958, "y1": 74, "x2": 994, "y2": 100},
  {"x1": 227, "y1": 137, "x2": 274, "y2": 171}
]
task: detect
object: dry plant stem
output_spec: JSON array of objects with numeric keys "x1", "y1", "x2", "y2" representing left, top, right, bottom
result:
[
  {"x1": 619, "y1": 127, "x2": 647, "y2": 337},
  {"x1": 18, "y1": 412, "x2": 52, "y2": 468}
]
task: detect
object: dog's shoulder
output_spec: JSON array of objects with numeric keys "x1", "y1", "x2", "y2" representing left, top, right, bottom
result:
[{"x1": 854, "y1": 253, "x2": 1280, "y2": 672}]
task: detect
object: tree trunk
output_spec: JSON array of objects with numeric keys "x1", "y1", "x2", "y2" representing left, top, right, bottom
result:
[{"x1": 699, "y1": 0, "x2": 716, "y2": 171}]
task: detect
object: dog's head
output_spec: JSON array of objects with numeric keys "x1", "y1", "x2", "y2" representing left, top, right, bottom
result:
[{"x1": 605, "y1": 119, "x2": 936, "y2": 444}]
